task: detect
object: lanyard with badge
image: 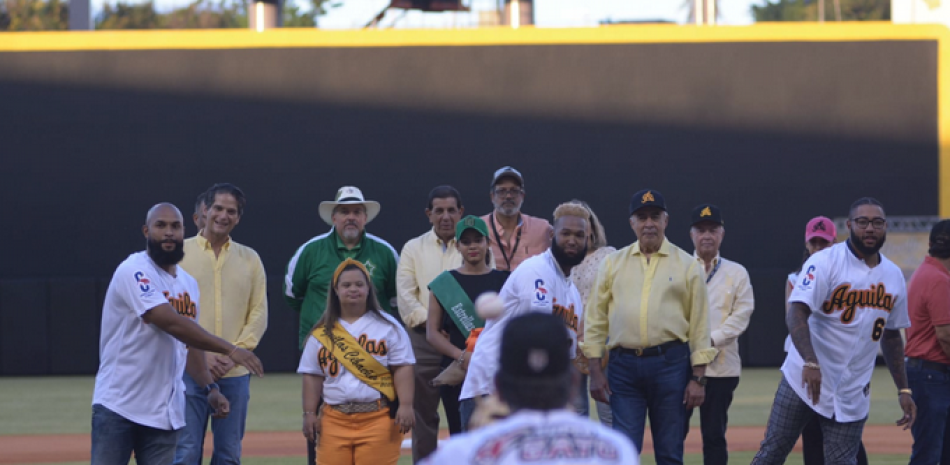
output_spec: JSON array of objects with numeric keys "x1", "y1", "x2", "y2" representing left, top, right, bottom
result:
[
  {"x1": 705, "y1": 258, "x2": 721, "y2": 284},
  {"x1": 490, "y1": 214, "x2": 521, "y2": 271}
]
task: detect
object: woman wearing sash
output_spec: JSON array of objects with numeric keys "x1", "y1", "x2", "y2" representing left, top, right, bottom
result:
[
  {"x1": 426, "y1": 215, "x2": 508, "y2": 432},
  {"x1": 299, "y1": 259, "x2": 415, "y2": 465}
]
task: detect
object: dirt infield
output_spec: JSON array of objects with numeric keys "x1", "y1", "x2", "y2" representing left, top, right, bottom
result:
[{"x1": 0, "y1": 425, "x2": 913, "y2": 463}]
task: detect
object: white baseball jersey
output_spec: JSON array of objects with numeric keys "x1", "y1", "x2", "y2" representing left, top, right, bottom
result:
[
  {"x1": 785, "y1": 242, "x2": 909, "y2": 422},
  {"x1": 297, "y1": 311, "x2": 414, "y2": 405},
  {"x1": 92, "y1": 251, "x2": 200, "y2": 430},
  {"x1": 460, "y1": 250, "x2": 583, "y2": 401},
  {"x1": 420, "y1": 410, "x2": 638, "y2": 465}
]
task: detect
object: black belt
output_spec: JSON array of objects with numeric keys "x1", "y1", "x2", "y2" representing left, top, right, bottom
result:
[
  {"x1": 907, "y1": 357, "x2": 950, "y2": 374},
  {"x1": 613, "y1": 341, "x2": 685, "y2": 357}
]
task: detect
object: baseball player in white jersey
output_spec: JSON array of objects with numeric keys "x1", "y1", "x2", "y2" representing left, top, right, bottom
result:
[
  {"x1": 458, "y1": 203, "x2": 588, "y2": 430},
  {"x1": 753, "y1": 198, "x2": 915, "y2": 465},
  {"x1": 91, "y1": 203, "x2": 263, "y2": 465},
  {"x1": 423, "y1": 313, "x2": 638, "y2": 465}
]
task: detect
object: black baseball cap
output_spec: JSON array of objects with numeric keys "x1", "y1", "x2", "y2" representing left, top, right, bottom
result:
[
  {"x1": 499, "y1": 313, "x2": 571, "y2": 380},
  {"x1": 491, "y1": 166, "x2": 524, "y2": 188},
  {"x1": 691, "y1": 204, "x2": 724, "y2": 226},
  {"x1": 629, "y1": 189, "x2": 666, "y2": 216}
]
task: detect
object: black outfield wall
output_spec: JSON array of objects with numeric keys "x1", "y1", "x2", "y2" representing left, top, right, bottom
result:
[{"x1": 0, "y1": 39, "x2": 938, "y2": 374}]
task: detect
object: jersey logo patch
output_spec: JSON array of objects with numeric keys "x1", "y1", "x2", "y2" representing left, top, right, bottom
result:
[
  {"x1": 133, "y1": 271, "x2": 154, "y2": 297},
  {"x1": 363, "y1": 260, "x2": 376, "y2": 278},
  {"x1": 534, "y1": 279, "x2": 547, "y2": 302},
  {"x1": 801, "y1": 265, "x2": 815, "y2": 286},
  {"x1": 163, "y1": 291, "x2": 197, "y2": 320},
  {"x1": 821, "y1": 283, "x2": 894, "y2": 324},
  {"x1": 317, "y1": 333, "x2": 388, "y2": 378},
  {"x1": 473, "y1": 426, "x2": 621, "y2": 463}
]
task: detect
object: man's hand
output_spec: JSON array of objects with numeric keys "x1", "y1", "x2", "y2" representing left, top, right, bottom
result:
[
  {"x1": 303, "y1": 411, "x2": 321, "y2": 442},
  {"x1": 683, "y1": 380, "x2": 705, "y2": 409},
  {"x1": 206, "y1": 353, "x2": 234, "y2": 380},
  {"x1": 394, "y1": 404, "x2": 414, "y2": 434},
  {"x1": 589, "y1": 362, "x2": 611, "y2": 404},
  {"x1": 896, "y1": 393, "x2": 916, "y2": 430},
  {"x1": 802, "y1": 364, "x2": 822, "y2": 405},
  {"x1": 208, "y1": 389, "x2": 230, "y2": 419},
  {"x1": 228, "y1": 347, "x2": 264, "y2": 377}
]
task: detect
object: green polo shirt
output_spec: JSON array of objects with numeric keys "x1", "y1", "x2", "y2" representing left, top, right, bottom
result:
[{"x1": 284, "y1": 228, "x2": 400, "y2": 348}]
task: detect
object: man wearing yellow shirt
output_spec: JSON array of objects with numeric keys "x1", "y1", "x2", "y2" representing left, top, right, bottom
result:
[
  {"x1": 584, "y1": 189, "x2": 717, "y2": 465},
  {"x1": 174, "y1": 183, "x2": 268, "y2": 465},
  {"x1": 685, "y1": 204, "x2": 755, "y2": 465},
  {"x1": 396, "y1": 185, "x2": 466, "y2": 462}
]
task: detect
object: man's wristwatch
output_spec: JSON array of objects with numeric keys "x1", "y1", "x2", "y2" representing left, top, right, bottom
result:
[
  {"x1": 690, "y1": 375, "x2": 707, "y2": 386},
  {"x1": 201, "y1": 383, "x2": 220, "y2": 396}
]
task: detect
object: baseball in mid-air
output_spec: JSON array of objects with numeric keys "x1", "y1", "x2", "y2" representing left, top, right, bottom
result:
[{"x1": 475, "y1": 292, "x2": 504, "y2": 319}]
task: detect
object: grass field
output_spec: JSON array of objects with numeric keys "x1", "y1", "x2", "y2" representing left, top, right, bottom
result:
[{"x1": 0, "y1": 367, "x2": 914, "y2": 464}]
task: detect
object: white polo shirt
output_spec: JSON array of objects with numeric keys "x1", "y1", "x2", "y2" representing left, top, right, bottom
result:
[
  {"x1": 460, "y1": 250, "x2": 583, "y2": 401},
  {"x1": 92, "y1": 251, "x2": 200, "y2": 430},
  {"x1": 420, "y1": 410, "x2": 638, "y2": 465},
  {"x1": 297, "y1": 311, "x2": 414, "y2": 405},
  {"x1": 785, "y1": 242, "x2": 909, "y2": 422}
]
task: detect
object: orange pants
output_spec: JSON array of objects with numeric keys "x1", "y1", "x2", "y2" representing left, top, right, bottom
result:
[{"x1": 317, "y1": 404, "x2": 402, "y2": 465}]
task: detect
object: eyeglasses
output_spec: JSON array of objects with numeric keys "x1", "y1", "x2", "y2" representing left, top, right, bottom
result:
[
  {"x1": 493, "y1": 188, "x2": 523, "y2": 197},
  {"x1": 851, "y1": 217, "x2": 886, "y2": 230}
]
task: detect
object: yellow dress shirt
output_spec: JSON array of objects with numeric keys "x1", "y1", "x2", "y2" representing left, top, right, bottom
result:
[
  {"x1": 694, "y1": 253, "x2": 755, "y2": 377},
  {"x1": 181, "y1": 235, "x2": 268, "y2": 378},
  {"x1": 582, "y1": 238, "x2": 717, "y2": 366},
  {"x1": 396, "y1": 228, "x2": 496, "y2": 328}
]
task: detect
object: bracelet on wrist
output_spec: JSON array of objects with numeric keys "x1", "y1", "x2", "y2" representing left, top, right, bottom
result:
[
  {"x1": 899, "y1": 388, "x2": 913, "y2": 397},
  {"x1": 227, "y1": 346, "x2": 239, "y2": 358},
  {"x1": 803, "y1": 361, "x2": 820, "y2": 370},
  {"x1": 303, "y1": 411, "x2": 317, "y2": 416},
  {"x1": 457, "y1": 351, "x2": 467, "y2": 365}
]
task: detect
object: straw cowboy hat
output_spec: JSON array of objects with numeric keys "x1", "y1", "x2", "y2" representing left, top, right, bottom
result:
[{"x1": 319, "y1": 186, "x2": 381, "y2": 226}]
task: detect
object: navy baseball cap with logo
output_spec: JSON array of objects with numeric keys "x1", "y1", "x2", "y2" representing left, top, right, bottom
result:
[
  {"x1": 499, "y1": 313, "x2": 571, "y2": 380},
  {"x1": 629, "y1": 189, "x2": 666, "y2": 216},
  {"x1": 691, "y1": 204, "x2": 724, "y2": 226}
]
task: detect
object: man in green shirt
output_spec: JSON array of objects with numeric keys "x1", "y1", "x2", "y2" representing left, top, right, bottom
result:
[{"x1": 284, "y1": 186, "x2": 401, "y2": 348}]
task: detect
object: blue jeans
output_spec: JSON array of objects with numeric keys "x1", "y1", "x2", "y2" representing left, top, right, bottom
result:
[
  {"x1": 91, "y1": 403, "x2": 180, "y2": 465},
  {"x1": 459, "y1": 395, "x2": 487, "y2": 432},
  {"x1": 608, "y1": 342, "x2": 691, "y2": 465},
  {"x1": 173, "y1": 373, "x2": 250, "y2": 465},
  {"x1": 908, "y1": 362, "x2": 950, "y2": 465}
]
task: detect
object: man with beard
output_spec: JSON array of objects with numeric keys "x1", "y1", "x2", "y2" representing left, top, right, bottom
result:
[
  {"x1": 752, "y1": 197, "x2": 916, "y2": 464},
  {"x1": 459, "y1": 202, "x2": 587, "y2": 430},
  {"x1": 481, "y1": 166, "x2": 552, "y2": 272},
  {"x1": 584, "y1": 189, "x2": 716, "y2": 465},
  {"x1": 92, "y1": 203, "x2": 264, "y2": 465},
  {"x1": 284, "y1": 186, "x2": 400, "y2": 463},
  {"x1": 174, "y1": 184, "x2": 269, "y2": 465}
]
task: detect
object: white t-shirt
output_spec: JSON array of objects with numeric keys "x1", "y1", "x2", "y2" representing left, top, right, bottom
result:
[
  {"x1": 784, "y1": 272, "x2": 797, "y2": 353},
  {"x1": 460, "y1": 250, "x2": 583, "y2": 401},
  {"x1": 92, "y1": 251, "x2": 200, "y2": 430},
  {"x1": 784, "y1": 242, "x2": 910, "y2": 422},
  {"x1": 297, "y1": 311, "x2": 415, "y2": 404},
  {"x1": 420, "y1": 410, "x2": 638, "y2": 465}
]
